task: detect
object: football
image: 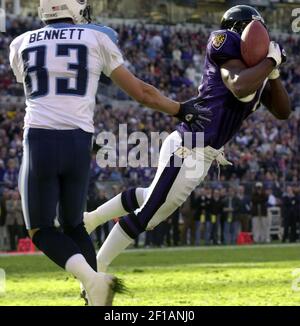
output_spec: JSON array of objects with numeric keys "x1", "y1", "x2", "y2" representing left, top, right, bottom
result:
[{"x1": 241, "y1": 20, "x2": 270, "y2": 67}]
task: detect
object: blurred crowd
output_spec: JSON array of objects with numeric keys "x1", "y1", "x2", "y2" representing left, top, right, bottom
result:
[
  {"x1": 88, "y1": 182, "x2": 299, "y2": 249},
  {"x1": 0, "y1": 16, "x2": 299, "y2": 251}
]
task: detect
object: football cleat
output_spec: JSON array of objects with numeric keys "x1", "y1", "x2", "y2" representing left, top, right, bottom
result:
[
  {"x1": 82, "y1": 276, "x2": 129, "y2": 306},
  {"x1": 80, "y1": 283, "x2": 89, "y2": 306},
  {"x1": 84, "y1": 272, "x2": 119, "y2": 306}
]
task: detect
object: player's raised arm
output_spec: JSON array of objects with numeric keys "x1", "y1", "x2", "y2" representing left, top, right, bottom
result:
[
  {"x1": 261, "y1": 44, "x2": 291, "y2": 120},
  {"x1": 220, "y1": 41, "x2": 291, "y2": 119},
  {"x1": 220, "y1": 58, "x2": 274, "y2": 99},
  {"x1": 261, "y1": 76, "x2": 291, "y2": 120},
  {"x1": 220, "y1": 42, "x2": 286, "y2": 99}
]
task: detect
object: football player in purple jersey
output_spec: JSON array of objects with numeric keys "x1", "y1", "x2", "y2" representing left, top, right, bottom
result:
[{"x1": 84, "y1": 5, "x2": 291, "y2": 274}]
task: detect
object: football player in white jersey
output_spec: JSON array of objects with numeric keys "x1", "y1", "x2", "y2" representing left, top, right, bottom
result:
[{"x1": 9, "y1": 0, "x2": 211, "y2": 306}]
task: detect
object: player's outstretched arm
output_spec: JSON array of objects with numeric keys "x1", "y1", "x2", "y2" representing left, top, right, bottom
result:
[
  {"x1": 261, "y1": 78, "x2": 291, "y2": 120},
  {"x1": 111, "y1": 65, "x2": 180, "y2": 115},
  {"x1": 110, "y1": 65, "x2": 211, "y2": 128}
]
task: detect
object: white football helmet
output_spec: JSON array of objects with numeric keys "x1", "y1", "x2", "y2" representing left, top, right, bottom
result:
[{"x1": 39, "y1": 0, "x2": 91, "y2": 24}]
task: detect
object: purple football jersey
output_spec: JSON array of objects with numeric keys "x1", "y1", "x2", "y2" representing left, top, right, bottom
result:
[{"x1": 178, "y1": 30, "x2": 267, "y2": 149}]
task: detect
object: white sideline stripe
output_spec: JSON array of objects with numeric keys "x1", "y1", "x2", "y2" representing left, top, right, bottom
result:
[
  {"x1": 0, "y1": 254, "x2": 294, "y2": 272},
  {"x1": 115, "y1": 261, "x2": 291, "y2": 270},
  {"x1": 122, "y1": 243, "x2": 300, "y2": 254},
  {"x1": 0, "y1": 243, "x2": 299, "y2": 258},
  {"x1": 0, "y1": 252, "x2": 43, "y2": 258}
]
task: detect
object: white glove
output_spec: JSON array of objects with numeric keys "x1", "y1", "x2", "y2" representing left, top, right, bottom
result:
[
  {"x1": 267, "y1": 41, "x2": 283, "y2": 68},
  {"x1": 268, "y1": 69, "x2": 280, "y2": 80}
]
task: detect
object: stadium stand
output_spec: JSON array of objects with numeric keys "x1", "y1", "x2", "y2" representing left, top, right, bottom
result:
[{"x1": 0, "y1": 13, "x2": 299, "y2": 250}]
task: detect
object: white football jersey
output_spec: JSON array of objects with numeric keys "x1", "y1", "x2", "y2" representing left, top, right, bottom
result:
[{"x1": 9, "y1": 23, "x2": 124, "y2": 133}]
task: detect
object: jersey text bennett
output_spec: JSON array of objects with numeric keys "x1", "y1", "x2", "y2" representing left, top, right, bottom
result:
[{"x1": 29, "y1": 28, "x2": 84, "y2": 43}]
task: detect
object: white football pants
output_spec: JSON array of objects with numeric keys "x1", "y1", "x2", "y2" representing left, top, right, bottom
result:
[{"x1": 121, "y1": 131, "x2": 231, "y2": 235}]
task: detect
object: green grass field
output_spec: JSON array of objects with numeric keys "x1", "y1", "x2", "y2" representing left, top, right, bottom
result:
[{"x1": 0, "y1": 244, "x2": 300, "y2": 306}]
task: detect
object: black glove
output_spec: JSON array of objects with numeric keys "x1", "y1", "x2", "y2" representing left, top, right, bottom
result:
[{"x1": 175, "y1": 98, "x2": 212, "y2": 132}]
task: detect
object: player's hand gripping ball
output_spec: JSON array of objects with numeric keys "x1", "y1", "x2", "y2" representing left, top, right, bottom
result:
[
  {"x1": 241, "y1": 20, "x2": 270, "y2": 67},
  {"x1": 267, "y1": 41, "x2": 287, "y2": 67}
]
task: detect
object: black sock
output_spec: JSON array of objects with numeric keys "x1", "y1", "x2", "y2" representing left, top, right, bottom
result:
[
  {"x1": 63, "y1": 223, "x2": 97, "y2": 271},
  {"x1": 119, "y1": 213, "x2": 144, "y2": 239},
  {"x1": 121, "y1": 188, "x2": 139, "y2": 213},
  {"x1": 32, "y1": 228, "x2": 81, "y2": 269}
]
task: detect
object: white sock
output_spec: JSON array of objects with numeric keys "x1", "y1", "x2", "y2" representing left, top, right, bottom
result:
[
  {"x1": 84, "y1": 188, "x2": 147, "y2": 234},
  {"x1": 65, "y1": 254, "x2": 97, "y2": 287},
  {"x1": 97, "y1": 223, "x2": 134, "y2": 272},
  {"x1": 136, "y1": 188, "x2": 148, "y2": 207}
]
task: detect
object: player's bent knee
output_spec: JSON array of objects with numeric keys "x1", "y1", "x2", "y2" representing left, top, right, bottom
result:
[
  {"x1": 145, "y1": 197, "x2": 186, "y2": 231},
  {"x1": 28, "y1": 228, "x2": 40, "y2": 239},
  {"x1": 146, "y1": 215, "x2": 170, "y2": 231},
  {"x1": 120, "y1": 213, "x2": 147, "y2": 239},
  {"x1": 142, "y1": 187, "x2": 150, "y2": 201},
  {"x1": 146, "y1": 207, "x2": 177, "y2": 231}
]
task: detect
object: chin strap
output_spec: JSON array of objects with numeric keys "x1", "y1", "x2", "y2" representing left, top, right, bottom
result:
[{"x1": 83, "y1": 5, "x2": 92, "y2": 23}]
